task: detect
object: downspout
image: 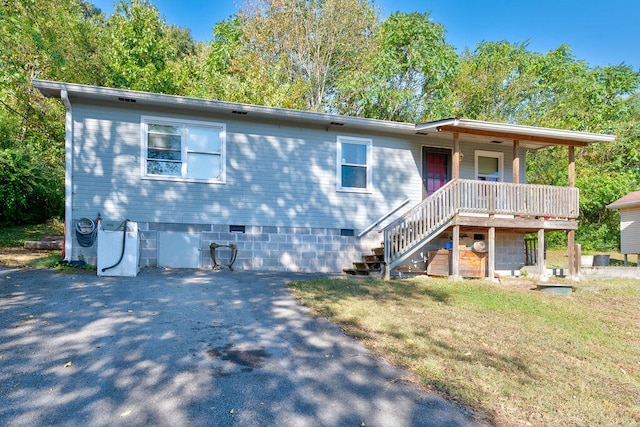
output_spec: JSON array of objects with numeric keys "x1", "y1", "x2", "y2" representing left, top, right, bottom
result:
[{"x1": 61, "y1": 89, "x2": 73, "y2": 262}]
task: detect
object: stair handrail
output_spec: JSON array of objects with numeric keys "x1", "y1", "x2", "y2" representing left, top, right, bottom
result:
[
  {"x1": 385, "y1": 179, "x2": 459, "y2": 229},
  {"x1": 357, "y1": 198, "x2": 411, "y2": 238},
  {"x1": 383, "y1": 179, "x2": 460, "y2": 266}
]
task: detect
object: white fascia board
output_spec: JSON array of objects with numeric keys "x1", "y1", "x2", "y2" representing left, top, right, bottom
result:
[
  {"x1": 32, "y1": 79, "x2": 416, "y2": 135},
  {"x1": 416, "y1": 117, "x2": 616, "y2": 144}
]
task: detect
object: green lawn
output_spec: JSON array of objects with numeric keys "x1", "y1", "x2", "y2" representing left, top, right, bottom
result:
[{"x1": 289, "y1": 276, "x2": 640, "y2": 426}]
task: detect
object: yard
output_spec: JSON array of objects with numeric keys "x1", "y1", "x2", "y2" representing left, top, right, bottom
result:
[
  {"x1": 2, "y1": 223, "x2": 639, "y2": 425},
  {"x1": 0, "y1": 222, "x2": 64, "y2": 268},
  {"x1": 288, "y1": 275, "x2": 640, "y2": 426}
]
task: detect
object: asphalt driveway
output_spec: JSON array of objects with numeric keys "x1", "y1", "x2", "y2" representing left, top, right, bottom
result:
[{"x1": 0, "y1": 268, "x2": 482, "y2": 426}]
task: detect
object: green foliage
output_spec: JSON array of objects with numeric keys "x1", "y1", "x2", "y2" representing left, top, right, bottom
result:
[
  {"x1": 101, "y1": 0, "x2": 180, "y2": 93},
  {"x1": 0, "y1": 0, "x2": 199, "y2": 228},
  {"x1": 0, "y1": 148, "x2": 63, "y2": 226},
  {"x1": 333, "y1": 12, "x2": 458, "y2": 122},
  {"x1": 0, "y1": 0, "x2": 92, "y2": 228},
  {"x1": 0, "y1": 222, "x2": 64, "y2": 248},
  {"x1": 200, "y1": 0, "x2": 377, "y2": 110},
  {"x1": 458, "y1": 40, "x2": 640, "y2": 250}
]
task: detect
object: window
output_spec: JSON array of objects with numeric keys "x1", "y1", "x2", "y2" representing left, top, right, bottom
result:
[
  {"x1": 229, "y1": 225, "x2": 245, "y2": 233},
  {"x1": 340, "y1": 229, "x2": 355, "y2": 237},
  {"x1": 142, "y1": 116, "x2": 225, "y2": 182},
  {"x1": 337, "y1": 136, "x2": 372, "y2": 192},
  {"x1": 475, "y1": 150, "x2": 503, "y2": 182}
]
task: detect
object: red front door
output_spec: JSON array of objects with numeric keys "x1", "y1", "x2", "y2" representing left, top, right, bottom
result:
[{"x1": 422, "y1": 147, "x2": 451, "y2": 198}]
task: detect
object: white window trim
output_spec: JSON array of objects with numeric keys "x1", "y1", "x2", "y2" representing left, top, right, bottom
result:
[
  {"x1": 141, "y1": 115, "x2": 226, "y2": 184},
  {"x1": 336, "y1": 135, "x2": 372, "y2": 193},
  {"x1": 475, "y1": 150, "x2": 503, "y2": 182}
]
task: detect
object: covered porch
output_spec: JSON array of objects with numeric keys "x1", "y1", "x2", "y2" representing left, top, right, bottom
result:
[{"x1": 383, "y1": 118, "x2": 616, "y2": 280}]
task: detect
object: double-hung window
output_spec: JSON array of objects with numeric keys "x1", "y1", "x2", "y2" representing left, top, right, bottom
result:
[
  {"x1": 337, "y1": 136, "x2": 372, "y2": 192},
  {"x1": 475, "y1": 150, "x2": 503, "y2": 182},
  {"x1": 142, "y1": 116, "x2": 226, "y2": 183}
]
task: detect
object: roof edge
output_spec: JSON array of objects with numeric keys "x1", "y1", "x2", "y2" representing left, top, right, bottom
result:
[
  {"x1": 32, "y1": 79, "x2": 415, "y2": 133},
  {"x1": 415, "y1": 117, "x2": 616, "y2": 144},
  {"x1": 607, "y1": 201, "x2": 640, "y2": 209}
]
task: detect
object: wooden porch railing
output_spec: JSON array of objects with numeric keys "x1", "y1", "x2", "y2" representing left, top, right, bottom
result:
[
  {"x1": 456, "y1": 180, "x2": 579, "y2": 218},
  {"x1": 383, "y1": 179, "x2": 579, "y2": 270}
]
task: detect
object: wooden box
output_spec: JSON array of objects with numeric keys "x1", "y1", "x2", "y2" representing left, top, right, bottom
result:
[
  {"x1": 459, "y1": 249, "x2": 487, "y2": 278},
  {"x1": 427, "y1": 249, "x2": 487, "y2": 278},
  {"x1": 427, "y1": 250, "x2": 450, "y2": 276}
]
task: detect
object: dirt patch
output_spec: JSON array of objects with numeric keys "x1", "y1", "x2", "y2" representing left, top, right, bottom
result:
[{"x1": 0, "y1": 247, "x2": 60, "y2": 268}]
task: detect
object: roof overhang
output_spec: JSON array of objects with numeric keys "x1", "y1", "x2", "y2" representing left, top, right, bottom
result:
[
  {"x1": 32, "y1": 79, "x2": 417, "y2": 135},
  {"x1": 34, "y1": 81, "x2": 618, "y2": 149},
  {"x1": 606, "y1": 190, "x2": 640, "y2": 209},
  {"x1": 416, "y1": 118, "x2": 616, "y2": 149}
]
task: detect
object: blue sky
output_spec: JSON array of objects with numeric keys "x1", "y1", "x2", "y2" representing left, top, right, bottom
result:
[{"x1": 91, "y1": 0, "x2": 639, "y2": 69}]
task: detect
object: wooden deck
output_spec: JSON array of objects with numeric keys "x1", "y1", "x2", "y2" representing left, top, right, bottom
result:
[{"x1": 383, "y1": 179, "x2": 579, "y2": 274}]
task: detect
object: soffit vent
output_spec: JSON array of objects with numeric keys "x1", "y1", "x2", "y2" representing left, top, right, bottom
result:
[
  {"x1": 231, "y1": 110, "x2": 248, "y2": 115},
  {"x1": 330, "y1": 121, "x2": 344, "y2": 126},
  {"x1": 118, "y1": 97, "x2": 137, "y2": 103}
]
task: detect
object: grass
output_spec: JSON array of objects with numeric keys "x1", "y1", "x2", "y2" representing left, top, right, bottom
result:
[
  {"x1": 0, "y1": 221, "x2": 64, "y2": 248},
  {"x1": 288, "y1": 276, "x2": 640, "y2": 426},
  {"x1": 545, "y1": 249, "x2": 638, "y2": 268},
  {"x1": 0, "y1": 222, "x2": 64, "y2": 268}
]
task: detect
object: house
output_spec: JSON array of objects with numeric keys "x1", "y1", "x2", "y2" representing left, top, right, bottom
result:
[
  {"x1": 33, "y1": 80, "x2": 616, "y2": 279},
  {"x1": 607, "y1": 191, "x2": 640, "y2": 267}
]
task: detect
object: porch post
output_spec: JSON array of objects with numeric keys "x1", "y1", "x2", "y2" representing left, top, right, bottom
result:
[
  {"x1": 538, "y1": 228, "x2": 547, "y2": 280},
  {"x1": 453, "y1": 132, "x2": 460, "y2": 179},
  {"x1": 451, "y1": 225, "x2": 460, "y2": 280},
  {"x1": 512, "y1": 140, "x2": 520, "y2": 184},
  {"x1": 568, "y1": 229, "x2": 576, "y2": 279},
  {"x1": 567, "y1": 145, "x2": 576, "y2": 279},
  {"x1": 488, "y1": 227, "x2": 495, "y2": 281},
  {"x1": 568, "y1": 145, "x2": 575, "y2": 187}
]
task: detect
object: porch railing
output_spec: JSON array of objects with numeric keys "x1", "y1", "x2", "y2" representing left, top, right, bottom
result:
[{"x1": 383, "y1": 179, "x2": 579, "y2": 269}]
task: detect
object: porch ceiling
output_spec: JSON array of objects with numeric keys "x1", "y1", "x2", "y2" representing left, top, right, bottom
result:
[{"x1": 415, "y1": 118, "x2": 616, "y2": 149}]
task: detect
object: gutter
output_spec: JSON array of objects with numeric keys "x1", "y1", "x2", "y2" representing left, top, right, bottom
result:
[{"x1": 61, "y1": 90, "x2": 73, "y2": 262}]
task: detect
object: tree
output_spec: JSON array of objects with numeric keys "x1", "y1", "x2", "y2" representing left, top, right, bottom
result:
[
  {"x1": 333, "y1": 11, "x2": 458, "y2": 122},
  {"x1": 101, "y1": 0, "x2": 180, "y2": 94},
  {"x1": 200, "y1": 0, "x2": 377, "y2": 110},
  {"x1": 453, "y1": 41, "x2": 539, "y2": 123},
  {"x1": 0, "y1": 0, "x2": 105, "y2": 225},
  {"x1": 196, "y1": 15, "x2": 305, "y2": 106}
]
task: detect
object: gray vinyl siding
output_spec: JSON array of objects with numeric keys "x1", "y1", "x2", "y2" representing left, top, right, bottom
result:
[
  {"x1": 70, "y1": 101, "x2": 516, "y2": 231},
  {"x1": 620, "y1": 208, "x2": 640, "y2": 254}
]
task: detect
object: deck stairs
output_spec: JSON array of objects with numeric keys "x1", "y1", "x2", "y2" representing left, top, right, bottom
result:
[
  {"x1": 343, "y1": 179, "x2": 580, "y2": 278},
  {"x1": 344, "y1": 179, "x2": 459, "y2": 276},
  {"x1": 343, "y1": 247, "x2": 384, "y2": 276}
]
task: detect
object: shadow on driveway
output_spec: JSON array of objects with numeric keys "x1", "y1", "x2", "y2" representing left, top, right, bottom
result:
[{"x1": 0, "y1": 268, "x2": 482, "y2": 426}]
